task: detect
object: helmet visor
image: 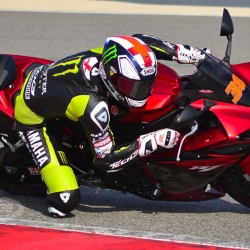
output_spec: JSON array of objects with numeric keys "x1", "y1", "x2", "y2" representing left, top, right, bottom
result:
[{"x1": 110, "y1": 74, "x2": 155, "y2": 100}]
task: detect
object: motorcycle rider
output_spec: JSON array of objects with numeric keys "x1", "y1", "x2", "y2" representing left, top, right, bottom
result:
[{"x1": 14, "y1": 34, "x2": 209, "y2": 217}]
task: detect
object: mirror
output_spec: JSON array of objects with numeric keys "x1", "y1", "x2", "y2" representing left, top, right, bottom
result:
[{"x1": 220, "y1": 8, "x2": 234, "y2": 36}]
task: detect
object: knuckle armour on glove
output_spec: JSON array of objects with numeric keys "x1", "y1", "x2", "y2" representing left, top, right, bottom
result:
[
  {"x1": 175, "y1": 44, "x2": 209, "y2": 64},
  {"x1": 138, "y1": 129, "x2": 180, "y2": 157},
  {"x1": 200, "y1": 47, "x2": 211, "y2": 54},
  {"x1": 155, "y1": 129, "x2": 180, "y2": 149}
]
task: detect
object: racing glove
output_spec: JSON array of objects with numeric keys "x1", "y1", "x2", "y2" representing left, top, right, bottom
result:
[
  {"x1": 138, "y1": 129, "x2": 180, "y2": 157},
  {"x1": 175, "y1": 44, "x2": 211, "y2": 64}
]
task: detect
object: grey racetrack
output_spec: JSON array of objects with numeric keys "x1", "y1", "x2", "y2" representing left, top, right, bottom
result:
[
  {"x1": 108, "y1": 0, "x2": 250, "y2": 7},
  {"x1": 0, "y1": 10, "x2": 250, "y2": 249}
]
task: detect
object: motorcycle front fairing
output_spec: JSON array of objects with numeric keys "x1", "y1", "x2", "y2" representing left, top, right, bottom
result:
[
  {"x1": 191, "y1": 54, "x2": 250, "y2": 106},
  {"x1": 232, "y1": 62, "x2": 250, "y2": 86},
  {"x1": 188, "y1": 54, "x2": 250, "y2": 153},
  {"x1": 135, "y1": 55, "x2": 250, "y2": 197}
]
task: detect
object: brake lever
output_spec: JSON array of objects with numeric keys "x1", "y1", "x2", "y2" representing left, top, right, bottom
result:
[{"x1": 176, "y1": 121, "x2": 198, "y2": 161}]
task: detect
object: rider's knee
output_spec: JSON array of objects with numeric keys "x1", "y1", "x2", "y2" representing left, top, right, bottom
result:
[
  {"x1": 47, "y1": 188, "x2": 81, "y2": 216},
  {"x1": 40, "y1": 164, "x2": 80, "y2": 217}
]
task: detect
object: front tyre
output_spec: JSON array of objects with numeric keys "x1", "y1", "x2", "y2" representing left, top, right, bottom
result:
[
  {"x1": 0, "y1": 147, "x2": 46, "y2": 197},
  {"x1": 217, "y1": 164, "x2": 250, "y2": 209}
]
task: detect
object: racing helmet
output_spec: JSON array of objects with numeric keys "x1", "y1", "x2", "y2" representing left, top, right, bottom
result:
[{"x1": 99, "y1": 35, "x2": 157, "y2": 108}]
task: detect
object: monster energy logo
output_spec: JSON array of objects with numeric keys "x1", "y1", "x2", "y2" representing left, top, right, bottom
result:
[
  {"x1": 51, "y1": 56, "x2": 83, "y2": 77},
  {"x1": 103, "y1": 44, "x2": 117, "y2": 64}
]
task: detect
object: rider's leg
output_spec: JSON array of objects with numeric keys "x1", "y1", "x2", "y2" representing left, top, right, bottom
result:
[{"x1": 16, "y1": 122, "x2": 80, "y2": 217}]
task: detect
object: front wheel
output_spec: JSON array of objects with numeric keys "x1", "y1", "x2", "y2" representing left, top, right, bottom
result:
[
  {"x1": 217, "y1": 164, "x2": 250, "y2": 208},
  {"x1": 0, "y1": 147, "x2": 46, "y2": 197}
]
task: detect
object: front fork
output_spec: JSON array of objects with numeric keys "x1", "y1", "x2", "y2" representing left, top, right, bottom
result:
[{"x1": 238, "y1": 154, "x2": 250, "y2": 180}]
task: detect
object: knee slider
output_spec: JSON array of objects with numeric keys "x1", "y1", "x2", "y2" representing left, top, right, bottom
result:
[
  {"x1": 47, "y1": 189, "x2": 81, "y2": 214},
  {"x1": 41, "y1": 164, "x2": 80, "y2": 213}
]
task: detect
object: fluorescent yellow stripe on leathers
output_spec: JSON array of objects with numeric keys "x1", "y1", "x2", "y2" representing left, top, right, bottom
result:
[
  {"x1": 65, "y1": 95, "x2": 90, "y2": 121},
  {"x1": 40, "y1": 127, "x2": 78, "y2": 193}
]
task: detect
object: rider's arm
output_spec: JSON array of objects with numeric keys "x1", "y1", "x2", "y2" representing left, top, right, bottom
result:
[
  {"x1": 93, "y1": 132, "x2": 140, "y2": 173},
  {"x1": 132, "y1": 34, "x2": 176, "y2": 61},
  {"x1": 79, "y1": 96, "x2": 140, "y2": 172},
  {"x1": 79, "y1": 96, "x2": 179, "y2": 173},
  {"x1": 133, "y1": 34, "x2": 209, "y2": 64}
]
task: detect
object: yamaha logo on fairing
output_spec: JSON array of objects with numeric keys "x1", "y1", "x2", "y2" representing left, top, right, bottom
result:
[{"x1": 141, "y1": 66, "x2": 155, "y2": 76}]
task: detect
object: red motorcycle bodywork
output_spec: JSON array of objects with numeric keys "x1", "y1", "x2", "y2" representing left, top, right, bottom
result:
[
  {"x1": 121, "y1": 63, "x2": 181, "y2": 122},
  {"x1": 0, "y1": 55, "x2": 52, "y2": 119},
  {"x1": 1, "y1": 54, "x2": 250, "y2": 201},
  {"x1": 232, "y1": 62, "x2": 250, "y2": 85}
]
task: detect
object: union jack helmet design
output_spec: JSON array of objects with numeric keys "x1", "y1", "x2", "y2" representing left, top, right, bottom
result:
[{"x1": 99, "y1": 35, "x2": 157, "y2": 108}]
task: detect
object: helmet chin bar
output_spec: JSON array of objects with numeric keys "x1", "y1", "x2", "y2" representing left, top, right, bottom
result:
[
  {"x1": 100, "y1": 62, "x2": 125, "y2": 103},
  {"x1": 126, "y1": 97, "x2": 147, "y2": 108},
  {"x1": 100, "y1": 66, "x2": 147, "y2": 108}
]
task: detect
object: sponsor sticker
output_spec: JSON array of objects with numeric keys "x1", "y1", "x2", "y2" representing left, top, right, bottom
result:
[
  {"x1": 141, "y1": 66, "x2": 155, "y2": 76},
  {"x1": 110, "y1": 150, "x2": 138, "y2": 169},
  {"x1": 93, "y1": 136, "x2": 111, "y2": 148},
  {"x1": 225, "y1": 74, "x2": 246, "y2": 104},
  {"x1": 25, "y1": 68, "x2": 40, "y2": 99}
]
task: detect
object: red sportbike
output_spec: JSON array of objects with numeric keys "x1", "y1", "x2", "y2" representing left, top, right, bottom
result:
[{"x1": 0, "y1": 9, "x2": 250, "y2": 208}]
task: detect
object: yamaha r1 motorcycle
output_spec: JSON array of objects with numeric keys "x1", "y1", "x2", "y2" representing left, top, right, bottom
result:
[{"x1": 0, "y1": 8, "x2": 250, "y2": 208}]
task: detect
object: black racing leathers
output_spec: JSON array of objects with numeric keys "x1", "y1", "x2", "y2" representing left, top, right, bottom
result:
[{"x1": 14, "y1": 34, "x2": 176, "y2": 173}]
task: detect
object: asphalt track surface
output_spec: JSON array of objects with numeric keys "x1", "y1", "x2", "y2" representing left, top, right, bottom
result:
[{"x1": 1, "y1": 1, "x2": 250, "y2": 250}]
